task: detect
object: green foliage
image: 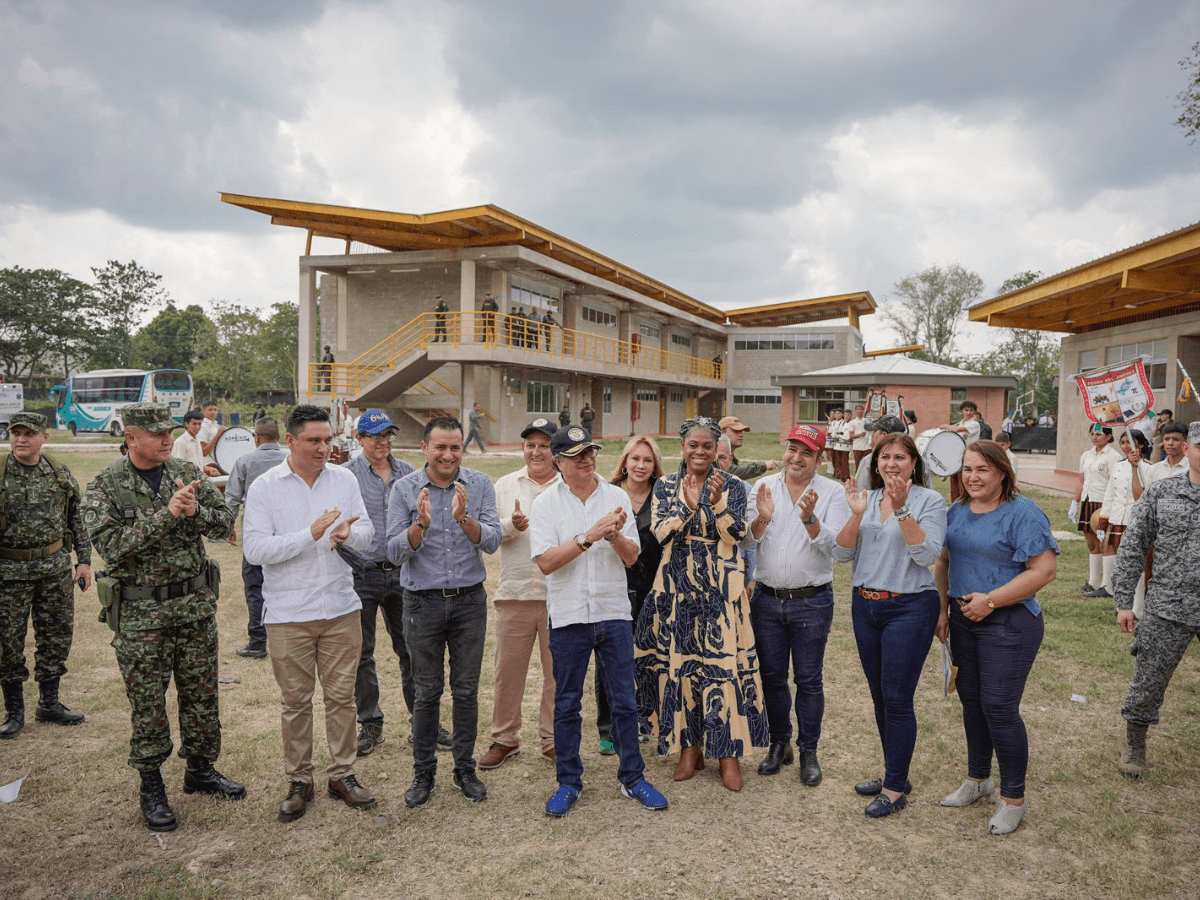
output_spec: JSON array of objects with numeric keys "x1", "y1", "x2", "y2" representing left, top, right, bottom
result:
[
  {"x1": 880, "y1": 263, "x2": 984, "y2": 364},
  {"x1": 0, "y1": 266, "x2": 94, "y2": 381},
  {"x1": 1176, "y1": 40, "x2": 1200, "y2": 144},
  {"x1": 132, "y1": 303, "x2": 218, "y2": 372},
  {"x1": 257, "y1": 302, "x2": 300, "y2": 398},
  {"x1": 87, "y1": 260, "x2": 170, "y2": 370}
]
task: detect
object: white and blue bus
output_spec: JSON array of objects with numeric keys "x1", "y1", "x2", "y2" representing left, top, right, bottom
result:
[{"x1": 50, "y1": 369, "x2": 193, "y2": 435}]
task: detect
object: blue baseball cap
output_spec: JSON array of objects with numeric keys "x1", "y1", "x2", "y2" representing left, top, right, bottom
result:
[{"x1": 357, "y1": 409, "x2": 398, "y2": 435}]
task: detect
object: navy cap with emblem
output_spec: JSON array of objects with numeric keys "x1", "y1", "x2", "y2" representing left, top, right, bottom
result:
[
  {"x1": 551, "y1": 424, "x2": 601, "y2": 457},
  {"x1": 521, "y1": 417, "x2": 558, "y2": 440}
]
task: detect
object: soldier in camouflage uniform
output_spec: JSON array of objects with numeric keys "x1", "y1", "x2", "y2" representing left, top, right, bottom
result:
[
  {"x1": 82, "y1": 402, "x2": 245, "y2": 832},
  {"x1": 1, "y1": 411, "x2": 93, "y2": 739},
  {"x1": 1112, "y1": 420, "x2": 1200, "y2": 778}
]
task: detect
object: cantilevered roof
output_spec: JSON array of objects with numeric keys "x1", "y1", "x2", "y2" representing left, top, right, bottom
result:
[
  {"x1": 968, "y1": 220, "x2": 1200, "y2": 334},
  {"x1": 772, "y1": 356, "x2": 1016, "y2": 388},
  {"x1": 221, "y1": 193, "x2": 874, "y2": 329}
]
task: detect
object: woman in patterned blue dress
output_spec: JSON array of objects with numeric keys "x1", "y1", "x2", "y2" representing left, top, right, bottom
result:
[{"x1": 634, "y1": 417, "x2": 769, "y2": 791}]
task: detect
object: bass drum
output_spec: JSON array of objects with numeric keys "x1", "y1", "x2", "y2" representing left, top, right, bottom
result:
[
  {"x1": 213, "y1": 426, "x2": 255, "y2": 475},
  {"x1": 923, "y1": 430, "x2": 966, "y2": 478},
  {"x1": 915, "y1": 428, "x2": 942, "y2": 456}
]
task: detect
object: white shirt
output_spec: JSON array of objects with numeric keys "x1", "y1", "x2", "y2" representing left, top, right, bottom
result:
[
  {"x1": 172, "y1": 431, "x2": 205, "y2": 469},
  {"x1": 961, "y1": 417, "x2": 982, "y2": 444},
  {"x1": 493, "y1": 466, "x2": 561, "y2": 603},
  {"x1": 752, "y1": 472, "x2": 851, "y2": 589},
  {"x1": 528, "y1": 474, "x2": 639, "y2": 627},
  {"x1": 848, "y1": 418, "x2": 871, "y2": 451},
  {"x1": 242, "y1": 461, "x2": 374, "y2": 625},
  {"x1": 198, "y1": 417, "x2": 221, "y2": 466},
  {"x1": 1006, "y1": 449, "x2": 1019, "y2": 474},
  {"x1": 1100, "y1": 458, "x2": 1152, "y2": 527},
  {"x1": 1146, "y1": 457, "x2": 1188, "y2": 485},
  {"x1": 1079, "y1": 444, "x2": 1124, "y2": 502}
]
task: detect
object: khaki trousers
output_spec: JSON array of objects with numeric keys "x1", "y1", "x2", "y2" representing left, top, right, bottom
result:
[
  {"x1": 490, "y1": 599, "x2": 555, "y2": 753},
  {"x1": 267, "y1": 610, "x2": 362, "y2": 783}
]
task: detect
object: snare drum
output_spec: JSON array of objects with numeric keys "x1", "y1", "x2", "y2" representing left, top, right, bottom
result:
[
  {"x1": 924, "y1": 430, "x2": 966, "y2": 478},
  {"x1": 213, "y1": 426, "x2": 255, "y2": 475}
]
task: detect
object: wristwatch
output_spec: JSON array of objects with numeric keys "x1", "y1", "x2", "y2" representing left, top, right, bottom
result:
[
  {"x1": 985, "y1": 594, "x2": 995, "y2": 609},
  {"x1": 574, "y1": 533, "x2": 592, "y2": 551},
  {"x1": 804, "y1": 514, "x2": 818, "y2": 526},
  {"x1": 894, "y1": 504, "x2": 912, "y2": 521}
]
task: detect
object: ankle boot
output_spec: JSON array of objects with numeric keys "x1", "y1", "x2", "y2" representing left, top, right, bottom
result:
[
  {"x1": 0, "y1": 682, "x2": 23, "y2": 739},
  {"x1": 673, "y1": 745, "x2": 702, "y2": 781},
  {"x1": 139, "y1": 769, "x2": 179, "y2": 832},
  {"x1": 184, "y1": 757, "x2": 247, "y2": 799},
  {"x1": 719, "y1": 757, "x2": 743, "y2": 792},
  {"x1": 1118, "y1": 722, "x2": 1148, "y2": 778},
  {"x1": 34, "y1": 678, "x2": 85, "y2": 726}
]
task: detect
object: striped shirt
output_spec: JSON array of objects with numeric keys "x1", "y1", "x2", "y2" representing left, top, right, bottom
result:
[{"x1": 345, "y1": 453, "x2": 415, "y2": 563}]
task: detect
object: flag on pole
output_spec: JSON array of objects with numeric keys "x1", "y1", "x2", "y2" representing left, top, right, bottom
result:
[
  {"x1": 1179, "y1": 359, "x2": 1194, "y2": 403},
  {"x1": 1074, "y1": 358, "x2": 1154, "y2": 426}
]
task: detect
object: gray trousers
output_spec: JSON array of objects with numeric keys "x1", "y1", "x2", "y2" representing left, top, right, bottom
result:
[{"x1": 1121, "y1": 612, "x2": 1200, "y2": 726}]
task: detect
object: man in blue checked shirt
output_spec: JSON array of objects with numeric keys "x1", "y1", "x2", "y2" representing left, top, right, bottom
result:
[{"x1": 386, "y1": 416, "x2": 501, "y2": 808}]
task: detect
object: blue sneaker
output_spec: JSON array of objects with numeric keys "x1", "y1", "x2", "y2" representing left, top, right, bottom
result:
[
  {"x1": 545, "y1": 784, "x2": 580, "y2": 818},
  {"x1": 620, "y1": 779, "x2": 668, "y2": 811}
]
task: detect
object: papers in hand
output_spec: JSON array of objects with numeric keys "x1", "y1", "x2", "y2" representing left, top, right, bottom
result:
[{"x1": 941, "y1": 643, "x2": 958, "y2": 697}]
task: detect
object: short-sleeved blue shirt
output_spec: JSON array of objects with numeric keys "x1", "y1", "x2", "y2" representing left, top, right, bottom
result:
[{"x1": 945, "y1": 495, "x2": 1059, "y2": 616}]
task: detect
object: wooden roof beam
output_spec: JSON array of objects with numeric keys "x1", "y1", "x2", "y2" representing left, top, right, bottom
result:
[{"x1": 1120, "y1": 269, "x2": 1200, "y2": 294}]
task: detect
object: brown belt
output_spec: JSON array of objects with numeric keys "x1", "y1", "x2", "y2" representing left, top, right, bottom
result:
[
  {"x1": 858, "y1": 587, "x2": 906, "y2": 600},
  {"x1": 0, "y1": 538, "x2": 64, "y2": 561}
]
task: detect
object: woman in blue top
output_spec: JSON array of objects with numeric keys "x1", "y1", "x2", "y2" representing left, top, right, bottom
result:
[
  {"x1": 834, "y1": 433, "x2": 947, "y2": 818},
  {"x1": 934, "y1": 440, "x2": 1058, "y2": 836}
]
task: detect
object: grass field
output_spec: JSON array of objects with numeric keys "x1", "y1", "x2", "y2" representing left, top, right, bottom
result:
[{"x1": 2, "y1": 432, "x2": 1198, "y2": 900}]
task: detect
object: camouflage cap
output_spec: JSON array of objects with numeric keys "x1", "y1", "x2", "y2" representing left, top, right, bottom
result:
[
  {"x1": 122, "y1": 403, "x2": 181, "y2": 433},
  {"x1": 1190, "y1": 421, "x2": 1200, "y2": 445},
  {"x1": 8, "y1": 411, "x2": 47, "y2": 432}
]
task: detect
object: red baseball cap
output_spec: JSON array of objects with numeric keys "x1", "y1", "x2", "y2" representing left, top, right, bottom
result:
[{"x1": 786, "y1": 424, "x2": 826, "y2": 451}]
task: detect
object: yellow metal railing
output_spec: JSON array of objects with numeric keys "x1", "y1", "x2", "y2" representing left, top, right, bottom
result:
[{"x1": 308, "y1": 311, "x2": 723, "y2": 397}]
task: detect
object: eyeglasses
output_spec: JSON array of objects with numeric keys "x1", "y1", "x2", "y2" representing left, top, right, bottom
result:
[{"x1": 362, "y1": 434, "x2": 395, "y2": 444}]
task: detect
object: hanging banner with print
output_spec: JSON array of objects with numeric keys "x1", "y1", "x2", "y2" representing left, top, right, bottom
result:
[{"x1": 1074, "y1": 359, "x2": 1154, "y2": 426}]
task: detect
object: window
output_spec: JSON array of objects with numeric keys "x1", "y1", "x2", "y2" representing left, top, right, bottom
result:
[
  {"x1": 639, "y1": 323, "x2": 660, "y2": 340},
  {"x1": 602, "y1": 385, "x2": 612, "y2": 414},
  {"x1": 671, "y1": 332, "x2": 692, "y2": 349},
  {"x1": 669, "y1": 390, "x2": 684, "y2": 404},
  {"x1": 1078, "y1": 349, "x2": 1100, "y2": 372},
  {"x1": 733, "y1": 333, "x2": 836, "y2": 351},
  {"x1": 1105, "y1": 339, "x2": 1167, "y2": 390},
  {"x1": 636, "y1": 387, "x2": 659, "y2": 402},
  {"x1": 527, "y1": 381, "x2": 565, "y2": 414},
  {"x1": 509, "y1": 276, "x2": 561, "y2": 312},
  {"x1": 581, "y1": 305, "x2": 617, "y2": 328},
  {"x1": 733, "y1": 390, "x2": 782, "y2": 405}
]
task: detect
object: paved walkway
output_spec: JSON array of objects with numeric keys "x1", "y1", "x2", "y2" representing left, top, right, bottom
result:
[{"x1": 1013, "y1": 451, "x2": 1077, "y2": 496}]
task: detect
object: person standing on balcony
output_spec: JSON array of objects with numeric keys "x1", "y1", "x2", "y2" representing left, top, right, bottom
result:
[
  {"x1": 320, "y1": 346, "x2": 335, "y2": 391},
  {"x1": 433, "y1": 296, "x2": 448, "y2": 343},
  {"x1": 527, "y1": 310, "x2": 541, "y2": 351},
  {"x1": 542, "y1": 310, "x2": 556, "y2": 351},
  {"x1": 480, "y1": 293, "x2": 498, "y2": 343}
]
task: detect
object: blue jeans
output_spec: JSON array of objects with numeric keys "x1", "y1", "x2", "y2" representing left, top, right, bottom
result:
[
  {"x1": 403, "y1": 587, "x2": 488, "y2": 776},
  {"x1": 241, "y1": 558, "x2": 265, "y2": 648},
  {"x1": 354, "y1": 566, "x2": 413, "y2": 725},
  {"x1": 851, "y1": 588, "x2": 940, "y2": 793},
  {"x1": 749, "y1": 585, "x2": 834, "y2": 751},
  {"x1": 549, "y1": 619, "x2": 645, "y2": 793},
  {"x1": 949, "y1": 602, "x2": 1044, "y2": 799}
]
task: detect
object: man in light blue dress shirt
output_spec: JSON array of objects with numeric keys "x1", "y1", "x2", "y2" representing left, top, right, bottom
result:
[{"x1": 386, "y1": 416, "x2": 501, "y2": 808}]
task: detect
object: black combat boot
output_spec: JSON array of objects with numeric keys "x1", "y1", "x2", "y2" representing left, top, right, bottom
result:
[
  {"x1": 0, "y1": 682, "x2": 24, "y2": 739},
  {"x1": 183, "y1": 757, "x2": 247, "y2": 799},
  {"x1": 139, "y1": 769, "x2": 179, "y2": 832},
  {"x1": 34, "y1": 678, "x2": 85, "y2": 726}
]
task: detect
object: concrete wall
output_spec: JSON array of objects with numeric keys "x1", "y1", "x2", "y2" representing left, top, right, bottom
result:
[{"x1": 1058, "y1": 310, "x2": 1200, "y2": 467}]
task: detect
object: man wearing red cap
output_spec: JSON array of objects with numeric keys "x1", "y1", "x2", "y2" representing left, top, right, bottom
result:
[{"x1": 746, "y1": 425, "x2": 850, "y2": 787}]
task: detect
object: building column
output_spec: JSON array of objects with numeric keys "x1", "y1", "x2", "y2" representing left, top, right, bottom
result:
[
  {"x1": 299, "y1": 265, "x2": 317, "y2": 396},
  {"x1": 337, "y1": 275, "x2": 349, "y2": 357},
  {"x1": 460, "y1": 259, "x2": 476, "y2": 344}
]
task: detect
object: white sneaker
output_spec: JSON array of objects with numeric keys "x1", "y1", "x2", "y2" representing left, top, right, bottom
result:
[
  {"x1": 988, "y1": 799, "x2": 1027, "y2": 834},
  {"x1": 939, "y1": 776, "x2": 995, "y2": 807}
]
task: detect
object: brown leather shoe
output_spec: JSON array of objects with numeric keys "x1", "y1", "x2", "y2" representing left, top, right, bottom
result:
[
  {"x1": 719, "y1": 757, "x2": 743, "y2": 792},
  {"x1": 673, "y1": 745, "x2": 705, "y2": 781},
  {"x1": 279, "y1": 780, "x2": 314, "y2": 822},
  {"x1": 328, "y1": 774, "x2": 376, "y2": 810},
  {"x1": 542, "y1": 748, "x2": 556, "y2": 763},
  {"x1": 479, "y1": 742, "x2": 520, "y2": 770}
]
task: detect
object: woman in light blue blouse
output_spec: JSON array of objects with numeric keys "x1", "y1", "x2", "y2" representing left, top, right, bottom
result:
[
  {"x1": 834, "y1": 433, "x2": 946, "y2": 818},
  {"x1": 934, "y1": 440, "x2": 1057, "y2": 836}
]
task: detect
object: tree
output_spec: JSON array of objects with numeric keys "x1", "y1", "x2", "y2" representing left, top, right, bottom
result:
[
  {"x1": 87, "y1": 260, "x2": 170, "y2": 369},
  {"x1": 132, "y1": 304, "x2": 217, "y2": 372},
  {"x1": 254, "y1": 302, "x2": 299, "y2": 399},
  {"x1": 193, "y1": 302, "x2": 264, "y2": 400},
  {"x1": 960, "y1": 270, "x2": 1061, "y2": 416},
  {"x1": 881, "y1": 264, "x2": 984, "y2": 365},
  {"x1": 1176, "y1": 40, "x2": 1200, "y2": 144},
  {"x1": 0, "y1": 266, "x2": 94, "y2": 381}
]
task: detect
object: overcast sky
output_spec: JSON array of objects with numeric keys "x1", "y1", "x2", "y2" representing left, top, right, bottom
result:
[{"x1": 4, "y1": 0, "x2": 1199, "y2": 354}]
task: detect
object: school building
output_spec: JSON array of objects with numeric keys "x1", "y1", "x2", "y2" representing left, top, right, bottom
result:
[
  {"x1": 968, "y1": 219, "x2": 1200, "y2": 468},
  {"x1": 221, "y1": 193, "x2": 879, "y2": 445}
]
